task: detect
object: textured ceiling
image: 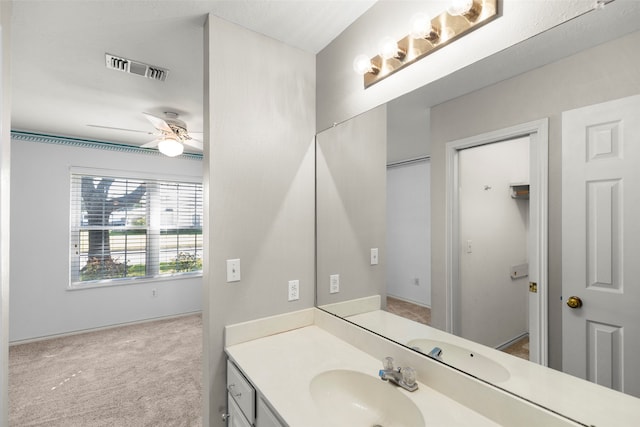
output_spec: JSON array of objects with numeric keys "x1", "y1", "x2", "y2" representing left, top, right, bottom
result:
[
  {"x1": 10, "y1": 0, "x2": 377, "y2": 150},
  {"x1": 10, "y1": 0, "x2": 640, "y2": 155}
]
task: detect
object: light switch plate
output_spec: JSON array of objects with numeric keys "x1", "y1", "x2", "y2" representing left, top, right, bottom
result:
[
  {"x1": 370, "y1": 248, "x2": 379, "y2": 265},
  {"x1": 330, "y1": 274, "x2": 340, "y2": 294},
  {"x1": 227, "y1": 259, "x2": 241, "y2": 282},
  {"x1": 288, "y1": 280, "x2": 300, "y2": 301}
]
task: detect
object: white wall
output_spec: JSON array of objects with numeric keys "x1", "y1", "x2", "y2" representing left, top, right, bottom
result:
[
  {"x1": 9, "y1": 139, "x2": 203, "y2": 342},
  {"x1": 204, "y1": 15, "x2": 316, "y2": 427},
  {"x1": 386, "y1": 160, "x2": 431, "y2": 307},
  {"x1": 458, "y1": 138, "x2": 529, "y2": 348},
  {"x1": 316, "y1": 0, "x2": 598, "y2": 131}
]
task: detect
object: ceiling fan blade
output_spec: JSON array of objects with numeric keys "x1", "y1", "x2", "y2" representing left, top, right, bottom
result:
[
  {"x1": 140, "y1": 138, "x2": 164, "y2": 149},
  {"x1": 87, "y1": 124, "x2": 155, "y2": 135},
  {"x1": 142, "y1": 112, "x2": 173, "y2": 134},
  {"x1": 183, "y1": 139, "x2": 203, "y2": 151}
]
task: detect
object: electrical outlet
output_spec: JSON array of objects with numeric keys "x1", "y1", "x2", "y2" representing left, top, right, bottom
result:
[
  {"x1": 288, "y1": 280, "x2": 300, "y2": 301},
  {"x1": 330, "y1": 274, "x2": 340, "y2": 294}
]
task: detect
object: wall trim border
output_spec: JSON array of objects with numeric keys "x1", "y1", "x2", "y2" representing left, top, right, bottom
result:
[{"x1": 10, "y1": 130, "x2": 203, "y2": 160}]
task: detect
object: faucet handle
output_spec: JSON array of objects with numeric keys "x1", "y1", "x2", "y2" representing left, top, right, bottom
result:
[
  {"x1": 383, "y1": 356, "x2": 395, "y2": 370},
  {"x1": 401, "y1": 367, "x2": 417, "y2": 387}
]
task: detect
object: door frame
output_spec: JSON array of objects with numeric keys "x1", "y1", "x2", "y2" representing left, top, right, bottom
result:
[{"x1": 445, "y1": 119, "x2": 549, "y2": 365}]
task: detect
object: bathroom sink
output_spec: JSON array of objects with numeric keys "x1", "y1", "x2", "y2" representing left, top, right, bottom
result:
[
  {"x1": 309, "y1": 369, "x2": 425, "y2": 427},
  {"x1": 407, "y1": 339, "x2": 510, "y2": 383}
]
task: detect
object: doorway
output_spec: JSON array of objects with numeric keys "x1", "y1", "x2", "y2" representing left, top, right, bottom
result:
[
  {"x1": 457, "y1": 137, "x2": 530, "y2": 352},
  {"x1": 386, "y1": 157, "x2": 431, "y2": 325},
  {"x1": 446, "y1": 119, "x2": 548, "y2": 365}
]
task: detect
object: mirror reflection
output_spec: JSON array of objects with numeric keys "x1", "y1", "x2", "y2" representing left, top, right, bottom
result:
[{"x1": 316, "y1": 2, "x2": 640, "y2": 419}]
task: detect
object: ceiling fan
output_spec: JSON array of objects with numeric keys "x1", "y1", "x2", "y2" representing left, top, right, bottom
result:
[{"x1": 88, "y1": 112, "x2": 203, "y2": 157}]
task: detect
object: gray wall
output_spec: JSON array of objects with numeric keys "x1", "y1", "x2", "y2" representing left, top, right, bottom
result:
[
  {"x1": 316, "y1": 105, "x2": 386, "y2": 306},
  {"x1": 9, "y1": 140, "x2": 203, "y2": 342},
  {"x1": 387, "y1": 99, "x2": 431, "y2": 162},
  {"x1": 0, "y1": 1, "x2": 11, "y2": 423},
  {"x1": 204, "y1": 15, "x2": 316, "y2": 426},
  {"x1": 430, "y1": 30, "x2": 640, "y2": 370}
]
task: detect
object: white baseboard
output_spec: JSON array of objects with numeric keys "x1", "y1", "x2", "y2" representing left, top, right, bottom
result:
[
  {"x1": 386, "y1": 293, "x2": 431, "y2": 309},
  {"x1": 496, "y1": 332, "x2": 529, "y2": 351},
  {"x1": 9, "y1": 311, "x2": 202, "y2": 346}
]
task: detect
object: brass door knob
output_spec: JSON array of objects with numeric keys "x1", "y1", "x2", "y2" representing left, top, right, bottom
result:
[{"x1": 566, "y1": 296, "x2": 583, "y2": 309}]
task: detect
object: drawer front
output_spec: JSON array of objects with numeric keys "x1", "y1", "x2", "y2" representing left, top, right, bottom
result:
[
  {"x1": 227, "y1": 360, "x2": 256, "y2": 423},
  {"x1": 228, "y1": 393, "x2": 252, "y2": 427}
]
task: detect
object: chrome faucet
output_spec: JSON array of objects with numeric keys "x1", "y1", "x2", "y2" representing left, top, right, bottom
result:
[
  {"x1": 378, "y1": 357, "x2": 418, "y2": 392},
  {"x1": 428, "y1": 346, "x2": 443, "y2": 361}
]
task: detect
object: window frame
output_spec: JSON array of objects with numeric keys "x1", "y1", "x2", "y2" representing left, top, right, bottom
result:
[{"x1": 68, "y1": 167, "x2": 203, "y2": 290}]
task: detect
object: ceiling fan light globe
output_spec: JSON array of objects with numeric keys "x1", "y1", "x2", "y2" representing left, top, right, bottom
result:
[{"x1": 158, "y1": 138, "x2": 184, "y2": 157}]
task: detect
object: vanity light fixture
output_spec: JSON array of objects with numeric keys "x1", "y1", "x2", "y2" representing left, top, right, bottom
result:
[
  {"x1": 377, "y1": 36, "x2": 406, "y2": 60},
  {"x1": 353, "y1": 0, "x2": 498, "y2": 88},
  {"x1": 352, "y1": 54, "x2": 379, "y2": 75},
  {"x1": 409, "y1": 13, "x2": 438, "y2": 41},
  {"x1": 157, "y1": 137, "x2": 184, "y2": 157},
  {"x1": 447, "y1": 0, "x2": 481, "y2": 20}
]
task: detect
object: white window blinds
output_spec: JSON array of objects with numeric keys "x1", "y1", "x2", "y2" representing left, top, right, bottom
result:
[{"x1": 70, "y1": 173, "x2": 202, "y2": 285}]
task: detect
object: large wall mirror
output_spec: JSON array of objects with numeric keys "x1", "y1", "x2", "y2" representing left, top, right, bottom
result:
[{"x1": 316, "y1": 2, "x2": 640, "y2": 424}]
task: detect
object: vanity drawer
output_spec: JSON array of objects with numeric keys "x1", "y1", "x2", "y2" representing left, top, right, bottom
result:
[
  {"x1": 227, "y1": 393, "x2": 252, "y2": 427},
  {"x1": 227, "y1": 360, "x2": 256, "y2": 423},
  {"x1": 256, "y1": 396, "x2": 285, "y2": 427}
]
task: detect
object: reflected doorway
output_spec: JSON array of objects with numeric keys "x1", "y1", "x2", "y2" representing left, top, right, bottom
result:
[
  {"x1": 446, "y1": 119, "x2": 549, "y2": 366},
  {"x1": 457, "y1": 137, "x2": 530, "y2": 358},
  {"x1": 386, "y1": 158, "x2": 431, "y2": 326}
]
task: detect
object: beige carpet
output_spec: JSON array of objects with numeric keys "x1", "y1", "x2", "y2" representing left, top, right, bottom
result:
[
  {"x1": 9, "y1": 314, "x2": 202, "y2": 427},
  {"x1": 502, "y1": 336, "x2": 530, "y2": 360},
  {"x1": 386, "y1": 296, "x2": 432, "y2": 325}
]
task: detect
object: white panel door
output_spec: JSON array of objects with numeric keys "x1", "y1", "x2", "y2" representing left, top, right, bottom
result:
[{"x1": 562, "y1": 94, "x2": 640, "y2": 397}]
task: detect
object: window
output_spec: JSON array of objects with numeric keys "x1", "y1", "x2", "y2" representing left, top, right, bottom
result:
[{"x1": 70, "y1": 172, "x2": 203, "y2": 286}]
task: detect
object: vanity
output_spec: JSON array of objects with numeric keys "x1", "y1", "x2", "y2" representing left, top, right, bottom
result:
[{"x1": 224, "y1": 308, "x2": 595, "y2": 427}]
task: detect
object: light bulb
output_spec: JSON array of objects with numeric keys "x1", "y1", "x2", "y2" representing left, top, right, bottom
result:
[
  {"x1": 353, "y1": 54, "x2": 373, "y2": 75},
  {"x1": 378, "y1": 36, "x2": 399, "y2": 60},
  {"x1": 158, "y1": 138, "x2": 184, "y2": 157},
  {"x1": 409, "y1": 13, "x2": 433, "y2": 39},
  {"x1": 447, "y1": 0, "x2": 474, "y2": 16}
]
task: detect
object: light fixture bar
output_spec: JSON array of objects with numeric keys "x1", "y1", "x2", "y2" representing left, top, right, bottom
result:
[{"x1": 362, "y1": 0, "x2": 498, "y2": 88}]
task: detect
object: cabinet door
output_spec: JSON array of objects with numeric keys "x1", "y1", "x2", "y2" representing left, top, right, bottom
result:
[
  {"x1": 257, "y1": 396, "x2": 285, "y2": 427},
  {"x1": 227, "y1": 393, "x2": 252, "y2": 427}
]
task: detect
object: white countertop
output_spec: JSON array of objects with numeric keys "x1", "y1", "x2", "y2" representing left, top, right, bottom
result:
[
  {"x1": 346, "y1": 309, "x2": 640, "y2": 427},
  {"x1": 225, "y1": 325, "x2": 500, "y2": 427}
]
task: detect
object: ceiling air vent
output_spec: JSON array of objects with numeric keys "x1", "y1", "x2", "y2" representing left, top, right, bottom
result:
[{"x1": 105, "y1": 53, "x2": 168, "y2": 82}]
